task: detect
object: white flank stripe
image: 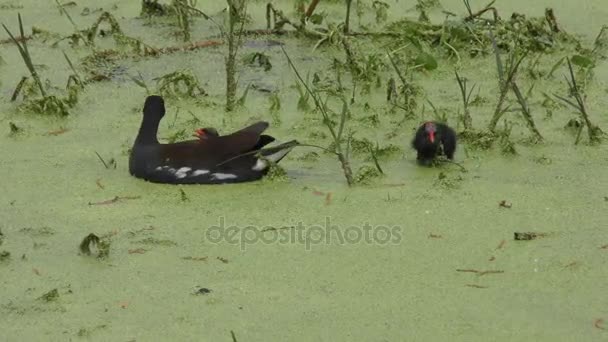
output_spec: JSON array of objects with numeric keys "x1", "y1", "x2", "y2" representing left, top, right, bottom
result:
[
  {"x1": 192, "y1": 169, "x2": 210, "y2": 176},
  {"x1": 175, "y1": 167, "x2": 191, "y2": 179},
  {"x1": 211, "y1": 173, "x2": 238, "y2": 180}
]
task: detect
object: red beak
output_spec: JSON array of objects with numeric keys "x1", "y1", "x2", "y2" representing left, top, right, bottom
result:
[
  {"x1": 429, "y1": 131, "x2": 435, "y2": 143},
  {"x1": 194, "y1": 128, "x2": 205, "y2": 138}
]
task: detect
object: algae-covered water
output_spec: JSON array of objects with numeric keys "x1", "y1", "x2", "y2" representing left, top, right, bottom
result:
[{"x1": 1, "y1": 0, "x2": 608, "y2": 341}]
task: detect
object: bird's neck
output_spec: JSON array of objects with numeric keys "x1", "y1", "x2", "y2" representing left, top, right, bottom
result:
[{"x1": 135, "y1": 116, "x2": 160, "y2": 145}]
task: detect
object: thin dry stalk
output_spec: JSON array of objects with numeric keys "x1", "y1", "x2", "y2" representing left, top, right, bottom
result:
[
  {"x1": 344, "y1": 0, "x2": 352, "y2": 33},
  {"x1": 306, "y1": 0, "x2": 322, "y2": 19},
  {"x1": 511, "y1": 82, "x2": 543, "y2": 141},
  {"x1": 282, "y1": 46, "x2": 354, "y2": 186}
]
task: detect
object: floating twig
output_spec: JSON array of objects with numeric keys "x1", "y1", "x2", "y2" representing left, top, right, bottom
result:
[
  {"x1": 456, "y1": 269, "x2": 504, "y2": 276},
  {"x1": 513, "y1": 232, "x2": 549, "y2": 241},
  {"x1": 88, "y1": 196, "x2": 140, "y2": 206},
  {"x1": 95, "y1": 179, "x2": 105, "y2": 189}
]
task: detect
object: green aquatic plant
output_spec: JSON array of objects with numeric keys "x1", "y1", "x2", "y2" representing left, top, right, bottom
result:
[
  {"x1": 243, "y1": 52, "x2": 272, "y2": 71},
  {"x1": 236, "y1": 83, "x2": 251, "y2": 108},
  {"x1": 354, "y1": 165, "x2": 383, "y2": 185},
  {"x1": 372, "y1": 1, "x2": 389, "y2": 24},
  {"x1": 173, "y1": 0, "x2": 192, "y2": 41},
  {"x1": 487, "y1": 30, "x2": 526, "y2": 132},
  {"x1": 0, "y1": 251, "x2": 9, "y2": 262},
  {"x1": 79, "y1": 233, "x2": 110, "y2": 259},
  {"x1": 425, "y1": 99, "x2": 448, "y2": 124},
  {"x1": 365, "y1": 143, "x2": 402, "y2": 162},
  {"x1": 297, "y1": 151, "x2": 320, "y2": 162},
  {"x1": 268, "y1": 92, "x2": 282, "y2": 125},
  {"x1": 295, "y1": 78, "x2": 311, "y2": 112},
  {"x1": 262, "y1": 162, "x2": 289, "y2": 183},
  {"x1": 498, "y1": 121, "x2": 517, "y2": 155},
  {"x1": 154, "y1": 70, "x2": 207, "y2": 99},
  {"x1": 141, "y1": 0, "x2": 168, "y2": 16},
  {"x1": 179, "y1": 188, "x2": 189, "y2": 202},
  {"x1": 486, "y1": 29, "x2": 543, "y2": 142},
  {"x1": 386, "y1": 51, "x2": 421, "y2": 118},
  {"x1": 357, "y1": 113, "x2": 380, "y2": 127},
  {"x1": 52, "y1": 11, "x2": 156, "y2": 55},
  {"x1": 38, "y1": 289, "x2": 59, "y2": 302},
  {"x1": 434, "y1": 171, "x2": 463, "y2": 189}
]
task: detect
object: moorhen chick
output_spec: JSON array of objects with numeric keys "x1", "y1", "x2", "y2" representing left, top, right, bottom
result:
[{"x1": 411, "y1": 121, "x2": 457, "y2": 166}]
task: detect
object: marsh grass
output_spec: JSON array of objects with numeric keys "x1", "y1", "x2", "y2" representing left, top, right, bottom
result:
[
  {"x1": 2, "y1": 14, "x2": 45, "y2": 96},
  {"x1": 487, "y1": 30, "x2": 526, "y2": 132},
  {"x1": 236, "y1": 83, "x2": 251, "y2": 107},
  {"x1": 3, "y1": 14, "x2": 82, "y2": 115},
  {"x1": 486, "y1": 30, "x2": 543, "y2": 142},
  {"x1": 386, "y1": 51, "x2": 420, "y2": 118},
  {"x1": 54, "y1": 0, "x2": 91, "y2": 48},
  {"x1": 53, "y1": 11, "x2": 157, "y2": 56},
  {"x1": 554, "y1": 58, "x2": 604, "y2": 144},
  {"x1": 225, "y1": 0, "x2": 247, "y2": 112},
  {"x1": 454, "y1": 71, "x2": 474, "y2": 131},
  {"x1": 268, "y1": 92, "x2": 282, "y2": 125},
  {"x1": 173, "y1": 0, "x2": 192, "y2": 41}
]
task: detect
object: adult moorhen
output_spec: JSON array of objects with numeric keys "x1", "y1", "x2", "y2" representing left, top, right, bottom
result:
[
  {"x1": 129, "y1": 95, "x2": 297, "y2": 184},
  {"x1": 411, "y1": 121, "x2": 457, "y2": 166}
]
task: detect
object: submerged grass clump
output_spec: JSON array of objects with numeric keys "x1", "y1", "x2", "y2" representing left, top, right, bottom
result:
[
  {"x1": 354, "y1": 165, "x2": 383, "y2": 185},
  {"x1": 79, "y1": 233, "x2": 110, "y2": 259},
  {"x1": 38, "y1": 289, "x2": 59, "y2": 302},
  {"x1": 0, "y1": 250, "x2": 10, "y2": 262},
  {"x1": 262, "y1": 162, "x2": 289, "y2": 183},
  {"x1": 154, "y1": 71, "x2": 207, "y2": 99}
]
